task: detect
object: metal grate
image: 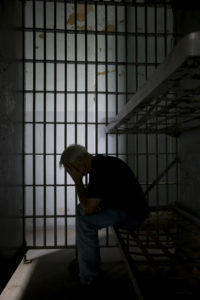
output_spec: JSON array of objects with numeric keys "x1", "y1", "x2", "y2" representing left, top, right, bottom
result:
[
  {"x1": 105, "y1": 32, "x2": 200, "y2": 136},
  {"x1": 113, "y1": 209, "x2": 200, "y2": 299},
  {"x1": 23, "y1": 0, "x2": 176, "y2": 249}
]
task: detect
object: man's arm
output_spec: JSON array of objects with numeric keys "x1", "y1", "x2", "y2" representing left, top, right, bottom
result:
[
  {"x1": 64, "y1": 162, "x2": 101, "y2": 215},
  {"x1": 75, "y1": 180, "x2": 101, "y2": 215}
]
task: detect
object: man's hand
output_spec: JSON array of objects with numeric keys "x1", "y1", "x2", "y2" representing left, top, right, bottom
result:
[{"x1": 64, "y1": 162, "x2": 83, "y2": 184}]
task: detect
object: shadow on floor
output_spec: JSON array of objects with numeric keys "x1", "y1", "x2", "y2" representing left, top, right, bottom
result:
[{"x1": 21, "y1": 248, "x2": 136, "y2": 300}]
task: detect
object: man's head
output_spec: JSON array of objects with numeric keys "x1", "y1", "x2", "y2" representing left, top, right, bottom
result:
[{"x1": 59, "y1": 144, "x2": 92, "y2": 176}]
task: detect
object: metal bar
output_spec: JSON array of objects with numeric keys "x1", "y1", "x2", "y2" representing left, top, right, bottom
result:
[
  {"x1": 95, "y1": 2, "x2": 98, "y2": 155},
  {"x1": 74, "y1": 0, "x2": 78, "y2": 245},
  {"x1": 23, "y1": 182, "x2": 177, "y2": 188},
  {"x1": 112, "y1": 227, "x2": 144, "y2": 300},
  {"x1": 125, "y1": 4, "x2": 128, "y2": 165},
  {"x1": 154, "y1": 3, "x2": 159, "y2": 211},
  {"x1": 145, "y1": 157, "x2": 178, "y2": 195},
  {"x1": 54, "y1": 0, "x2": 57, "y2": 247},
  {"x1": 24, "y1": 1, "x2": 174, "y2": 8},
  {"x1": 24, "y1": 215, "x2": 77, "y2": 218},
  {"x1": 174, "y1": 206, "x2": 200, "y2": 226},
  {"x1": 26, "y1": 244, "x2": 117, "y2": 250},
  {"x1": 24, "y1": 90, "x2": 136, "y2": 95},
  {"x1": 22, "y1": 0, "x2": 26, "y2": 248},
  {"x1": 32, "y1": 0, "x2": 36, "y2": 248},
  {"x1": 135, "y1": 3, "x2": 139, "y2": 178},
  {"x1": 105, "y1": 3, "x2": 108, "y2": 155},
  {"x1": 85, "y1": 2, "x2": 88, "y2": 178},
  {"x1": 115, "y1": 4, "x2": 119, "y2": 158},
  {"x1": 144, "y1": 2, "x2": 149, "y2": 199},
  {"x1": 105, "y1": 3, "x2": 109, "y2": 246},
  {"x1": 24, "y1": 151, "x2": 177, "y2": 156},
  {"x1": 24, "y1": 26, "x2": 175, "y2": 38},
  {"x1": 43, "y1": 0, "x2": 47, "y2": 248},
  {"x1": 24, "y1": 58, "x2": 172, "y2": 64},
  {"x1": 64, "y1": 0, "x2": 68, "y2": 247}
]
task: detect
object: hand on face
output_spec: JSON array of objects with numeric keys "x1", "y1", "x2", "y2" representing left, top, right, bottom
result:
[{"x1": 64, "y1": 162, "x2": 83, "y2": 183}]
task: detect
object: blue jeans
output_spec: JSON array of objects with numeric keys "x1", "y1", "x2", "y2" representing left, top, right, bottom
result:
[{"x1": 76, "y1": 204, "x2": 140, "y2": 285}]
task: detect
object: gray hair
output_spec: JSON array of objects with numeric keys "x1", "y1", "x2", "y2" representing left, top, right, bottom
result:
[{"x1": 59, "y1": 144, "x2": 88, "y2": 167}]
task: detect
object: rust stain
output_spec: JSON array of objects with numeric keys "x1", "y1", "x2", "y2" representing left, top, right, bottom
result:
[
  {"x1": 77, "y1": 4, "x2": 85, "y2": 23},
  {"x1": 98, "y1": 69, "x2": 116, "y2": 76},
  {"x1": 58, "y1": 208, "x2": 65, "y2": 213},
  {"x1": 67, "y1": 13, "x2": 75, "y2": 25},
  {"x1": 102, "y1": 25, "x2": 115, "y2": 32},
  {"x1": 67, "y1": 4, "x2": 94, "y2": 26},
  {"x1": 98, "y1": 71, "x2": 106, "y2": 76},
  {"x1": 35, "y1": 46, "x2": 39, "y2": 49},
  {"x1": 88, "y1": 25, "x2": 94, "y2": 31},
  {"x1": 39, "y1": 33, "x2": 44, "y2": 39},
  {"x1": 119, "y1": 19, "x2": 125, "y2": 24},
  {"x1": 77, "y1": 25, "x2": 85, "y2": 30},
  {"x1": 93, "y1": 84, "x2": 96, "y2": 102},
  {"x1": 87, "y1": 5, "x2": 94, "y2": 13},
  {"x1": 99, "y1": 48, "x2": 102, "y2": 52}
]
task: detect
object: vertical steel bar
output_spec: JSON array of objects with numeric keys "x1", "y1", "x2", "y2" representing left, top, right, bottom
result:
[
  {"x1": 125, "y1": 4, "x2": 128, "y2": 165},
  {"x1": 74, "y1": 0, "x2": 78, "y2": 146},
  {"x1": 154, "y1": 2, "x2": 160, "y2": 234},
  {"x1": 32, "y1": 0, "x2": 36, "y2": 248},
  {"x1": 22, "y1": 0, "x2": 26, "y2": 247},
  {"x1": 43, "y1": 0, "x2": 47, "y2": 247},
  {"x1": 105, "y1": 3, "x2": 109, "y2": 245},
  {"x1": 74, "y1": 0, "x2": 78, "y2": 242},
  {"x1": 144, "y1": 2, "x2": 149, "y2": 203},
  {"x1": 135, "y1": 3, "x2": 139, "y2": 178},
  {"x1": 95, "y1": 2, "x2": 98, "y2": 156},
  {"x1": 164, "y1": 3, "x2": 169, "y2": 207},
  {"x1": 115, "y1": 4, "x2": 118, "y2": 158},
  {"x1": 105, "y1": 3, "x2": 108, "y2": 157},
  {"x1": 54, "y1": 0, "x2": 57, "y2": 247},
  {"x1": 64, "y1": 0, "x2": 68, "y2": 247},
  {"x1": 85, "y1": 2, "x2": 88, "y2": 186}
]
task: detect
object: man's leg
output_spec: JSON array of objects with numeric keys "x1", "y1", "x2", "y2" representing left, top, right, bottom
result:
[{"x1": 76, "y1": 204, "x2": 129, "y2": 285}]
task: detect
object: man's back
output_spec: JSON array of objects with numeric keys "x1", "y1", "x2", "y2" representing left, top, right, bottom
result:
[{"x1": 86, "y1": 155, "x2": 149, "y2": 223}]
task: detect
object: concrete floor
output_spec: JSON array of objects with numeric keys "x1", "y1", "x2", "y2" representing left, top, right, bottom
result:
[{"x1": 1, "y1": 247, "x2": 136, "y2": 300}]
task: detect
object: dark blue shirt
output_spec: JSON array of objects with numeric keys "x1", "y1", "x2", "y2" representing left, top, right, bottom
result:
[{"x1": 86, "y1": 155, "x2": 149, "y2": 223}]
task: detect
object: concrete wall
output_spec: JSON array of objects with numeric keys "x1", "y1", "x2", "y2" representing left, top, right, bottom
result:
[
  {"x1": 0, "y1": 0, "x2": 24, "y2": 292},
  {"x1": 174, "y1": 3, "x2": 200, "y2": 218}
]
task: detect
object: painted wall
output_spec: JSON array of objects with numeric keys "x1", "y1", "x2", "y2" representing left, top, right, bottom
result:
[{"x1": 0, "y1": 0, "x2": 24, "y2": 292}]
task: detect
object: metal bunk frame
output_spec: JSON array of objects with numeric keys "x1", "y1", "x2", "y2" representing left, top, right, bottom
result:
[
  {"x1": 107, "y1": 32, "x2": 200, "y2": 299},
  {"x1": 105, "y1": 32, "x2": 200, "y2": 136}
]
